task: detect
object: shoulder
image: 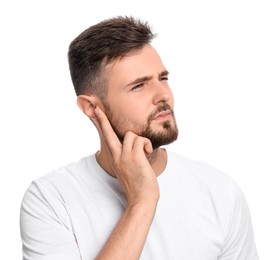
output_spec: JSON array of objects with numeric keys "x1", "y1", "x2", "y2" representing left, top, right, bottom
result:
[
  {"x1": 35, "y1": 154, "x2": 94, "y2": 184},
  {"x1": 165, "y1": 151, "x2": 257, "y2": 240},
  {"x1": 20, "y1": 156, "x2": 96, "y2": 258},
  {"x1": 167, "y1": 150, "x2": 234, "y2": 186},
  {"x1": 21, "y1": 154, "x2": 96, "y2": 207},
  {"x1": 166, "y1": 150, "x2": 247, "y2": 207}
]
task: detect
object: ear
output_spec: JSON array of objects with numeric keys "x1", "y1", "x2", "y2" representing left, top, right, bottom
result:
[{"x1": 77, "y1": 95, "x2": 100, "y2": 119}]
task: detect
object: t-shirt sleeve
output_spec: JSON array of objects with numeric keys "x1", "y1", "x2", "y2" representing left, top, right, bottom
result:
[
  {"x1": 20, "y1": 179, "x2": 81, "y2": 260},
  {"x1": 219, "y1": 180, "x2": 259, "y2": 260}
]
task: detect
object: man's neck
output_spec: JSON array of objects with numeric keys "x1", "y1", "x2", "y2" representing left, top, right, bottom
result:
[{"x1": 147, "y1": 148, "x2": 167, "y2": 177}]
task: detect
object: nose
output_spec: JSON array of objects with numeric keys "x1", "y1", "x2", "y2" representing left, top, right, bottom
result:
[{"x1": 152, "y1": 81, "x2": 172, "y2": 105}]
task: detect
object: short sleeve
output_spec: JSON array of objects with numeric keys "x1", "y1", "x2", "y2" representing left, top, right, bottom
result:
[
  {"x1": 20, "y1": 179, "x2": 81, "y2": 260},
  {"x1": 219, "y1": 180, "x2": 259, "y2": 260}
]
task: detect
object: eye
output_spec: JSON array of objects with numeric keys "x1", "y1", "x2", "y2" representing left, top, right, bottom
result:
[
  {"x1": 160, "y1": 76, "x2": 169, "y2": 81},
  {"x1": 131, "y1": 83, "x2": 144, "y2": 91}
]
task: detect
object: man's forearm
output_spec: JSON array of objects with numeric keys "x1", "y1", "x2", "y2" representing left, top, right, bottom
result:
[{"x1": 96, "y1": 199, "x2": 158, "y2": 260}]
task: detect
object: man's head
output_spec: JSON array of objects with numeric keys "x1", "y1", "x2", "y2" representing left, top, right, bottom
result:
[
  {"x1": 68, "y1": 16, "x2": 155, "y2": 98},
  {"x1": 68, "y1": 16, "x2": 178, "y2": 149}
]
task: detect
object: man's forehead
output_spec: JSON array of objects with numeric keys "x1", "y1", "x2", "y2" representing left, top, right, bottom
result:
[{"x1": 105, "y1": 47, "x2": 165, "y2": 84}]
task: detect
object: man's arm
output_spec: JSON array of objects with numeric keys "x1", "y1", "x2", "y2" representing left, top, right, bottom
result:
[
  {"x1": 96, "y1": 197, "x2": 158, "y2": 259},
  {"x1": 92, "y1": 106, "x2": 159, "y2": 260}
]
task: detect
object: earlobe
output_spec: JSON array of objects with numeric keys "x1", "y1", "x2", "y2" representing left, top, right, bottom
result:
[{"x1": 77, "y1": 95, "x2": 98, "y2": 118}]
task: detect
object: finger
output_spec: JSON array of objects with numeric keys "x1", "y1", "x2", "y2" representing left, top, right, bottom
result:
[
  {"x1": 132, "y1": 136, "x2": 153, "y2": 156},
  {"x1": 90, "y1": 116, "x2": 101, "y2": 133},
  {"x1": 94, "y1": 106, "x2": 122, "y2": 155},
  {"x1": 143, "y1": 139, "x2": 153, "y2": 155},
  {"x1": 122, "y1": 131, "x2": 137, "y2": 154}
]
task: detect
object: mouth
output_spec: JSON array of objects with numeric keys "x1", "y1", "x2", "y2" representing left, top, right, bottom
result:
[{"x1": 152, "y1": 110, "x2": 171, "y2": 121}]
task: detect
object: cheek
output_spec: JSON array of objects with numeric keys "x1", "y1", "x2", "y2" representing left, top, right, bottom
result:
[
  {"x1": 116, "y1": 109, "x2": 148, "y2": 134},
  {"x1": 105, "y1": 94, "x2": 153, "y2": 128},
  {"x1": 169, "y1": 90, "x2": 175, "y2": 107},
  {"x1": 117, "y1": 99, "x2": 148, "y2": 120}
]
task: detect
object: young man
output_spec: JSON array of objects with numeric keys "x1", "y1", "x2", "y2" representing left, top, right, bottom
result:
[{"x1": 20, "y1": 16, "x2": 259, "y2": 260}]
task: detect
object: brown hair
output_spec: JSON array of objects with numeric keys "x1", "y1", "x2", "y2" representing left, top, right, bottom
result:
[{"x1": 68, "y1": 16, "x2": 156, "y2": 98}]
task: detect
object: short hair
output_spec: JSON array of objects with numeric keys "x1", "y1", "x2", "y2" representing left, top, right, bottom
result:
[{"x1": 68, "y1": 16, "x2": 156, "y2": 98}]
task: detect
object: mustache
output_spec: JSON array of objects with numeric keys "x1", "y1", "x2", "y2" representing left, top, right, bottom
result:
[{"x1": 148, "y1": 103, "x2": 174, "y2": 121}]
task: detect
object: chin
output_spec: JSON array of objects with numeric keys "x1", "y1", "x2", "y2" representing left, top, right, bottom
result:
[{"x1": 148, "y1": 129, "x2": 178, "y2": 150}]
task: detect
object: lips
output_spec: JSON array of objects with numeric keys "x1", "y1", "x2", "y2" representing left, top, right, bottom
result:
[{"x1": 152, "y1": 110, "x2": 171, "y2": 120}]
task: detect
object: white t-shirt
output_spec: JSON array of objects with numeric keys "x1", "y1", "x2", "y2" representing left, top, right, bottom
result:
[{"x1": 20, "y1": 150, "x2": 259, "y2": 260}]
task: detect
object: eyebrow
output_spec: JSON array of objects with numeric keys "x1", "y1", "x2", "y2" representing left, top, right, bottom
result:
[
  {"x1": 125, "y1": 70, "x2": 169, "y2": 87},
  {"x1": 160, "y1": 70, "x2": 169, "y2": 78}
]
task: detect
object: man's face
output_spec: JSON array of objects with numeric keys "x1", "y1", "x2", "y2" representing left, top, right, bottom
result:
[{"x1": 103, "y1": 44, "x2": 178, "y2": 149}]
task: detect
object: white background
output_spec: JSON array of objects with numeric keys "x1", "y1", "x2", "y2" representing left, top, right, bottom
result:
[{"x1": 1, "y1": 0, "x2": 275, "y2": 259}]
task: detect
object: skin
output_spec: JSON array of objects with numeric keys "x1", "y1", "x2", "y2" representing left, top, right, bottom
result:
[{"x1": 77, "y1": 44, "x2": 177, "y2": 259}]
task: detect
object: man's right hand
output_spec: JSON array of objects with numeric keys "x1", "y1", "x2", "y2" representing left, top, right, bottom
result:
[{"x1": 92, "y1": 106, "x2": 160, "y2": 207}]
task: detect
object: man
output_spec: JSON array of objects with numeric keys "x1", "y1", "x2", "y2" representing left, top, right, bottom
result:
[{"x1": 20, "y1": 16, "x2": 259, "y2": 259}]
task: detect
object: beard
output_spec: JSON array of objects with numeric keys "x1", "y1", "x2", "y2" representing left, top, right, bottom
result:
[{"x1": 104, "y1": 103, "x2": 178, "y2": 150}]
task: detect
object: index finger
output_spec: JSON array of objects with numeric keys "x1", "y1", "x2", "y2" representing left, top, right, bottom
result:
[{"x1": 93, "y1": 106, "x2": 122, "y2": 155}]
